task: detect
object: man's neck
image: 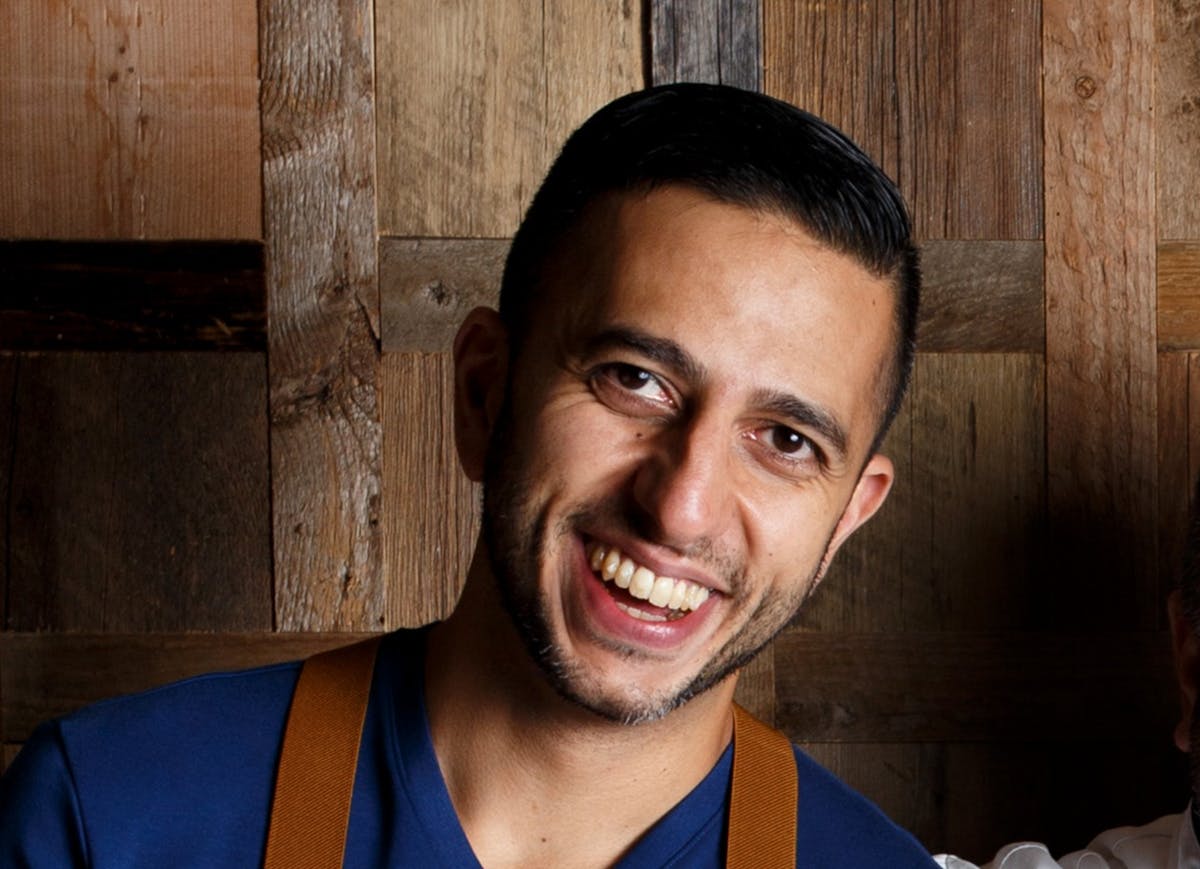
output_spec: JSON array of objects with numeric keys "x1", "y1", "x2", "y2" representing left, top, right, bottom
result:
[{"x1": 423, "y1": 558, "x2": 736, "y2": 869}]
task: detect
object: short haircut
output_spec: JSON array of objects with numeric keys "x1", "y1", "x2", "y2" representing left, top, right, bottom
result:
[{"x1": 499, "y1": 82, "x2": 920, "y2": 449}]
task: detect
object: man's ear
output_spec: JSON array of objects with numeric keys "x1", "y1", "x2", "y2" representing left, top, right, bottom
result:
[
  {"x1": 1169, "y1": 590, "x2": 1199, "y2": 753},
  {"x1": 452, "y1": 307, "x2": 509, "y2": 482},
  {"x1": 817, "y1": 453, "x2": 894, "y2": 576}
]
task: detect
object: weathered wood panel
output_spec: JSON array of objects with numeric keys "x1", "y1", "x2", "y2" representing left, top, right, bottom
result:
[
  {"x1": 1157, "y1": 0, "x2": 1200, "y2": 239},
  {"x1": 1159, "y1": 242, "x2": 1200, "y2": 350},
  {"x1": 0, "y1": 241, "x2": 265, "y2": 351},
  {"x1": 774, "y1": 631, "x2": 1174, "y2": 742},
  {"x1": 380, "y1": 239, "x2": 508, "y2": 353},
  {"x1": 261, "y1": 0, "x2": 383, "y2": 631},
  {"x1": 382, "y1": 354, "x2": 478, "y2": 627},
  {"x1": 1043, "y1": 0, "x2": 1158, "y2": 629},
  {"x1": 2, "y1": 353, "x2": 271, "y2": 632},
  {"x1": 375, "y1": 1, "x2": 642, "y2": 237},
  {"x1": 801, "y1": 354, "x2": 1044, "y2": 631},
  {"x1": 763, "y1": 0, "x2": 1043, "y2": 239},
  {"x1": 917, "y1": 241, "x2": 1043, "y2": 352},
  {"x1": 1192, "y1": 354, "x2": 1200, "y2": 490},
  {"x1": 0, "y1": 1, "x2": 260, "y2": 238},
  {"x1": 650, "y1": 0, "x2": 761, "y2": 89},
  {"x1": 1160, "y1": 352, "x2": 1191, "y2": 610},
  {"x1": 0, "y1": 632, "x2": 366, "y2": 741}
]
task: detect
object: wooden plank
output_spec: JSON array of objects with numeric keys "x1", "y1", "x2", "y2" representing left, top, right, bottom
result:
[
  {"x1": 0, "y1": 241, "x2": 265, "y2": 351},
  {"x1": 650, "y1": 0, "x2": 762, "y2": 90},
  {"x1": 1192, "y1": 354, "x2": 1200, "y2": 492},
  {"x1": 375, "y1": 0, "x2": 642, "y2": 237},
  {"x1": 773, "y1": 631, "x2": 1175, "y2": 743},
  {"x1": 0, "y1": 1, "x2": 260, "y2": 238},
  {"x1": 382, "y1": 354, "x2": 478, "y2": 627},
  {"x1": 0, "y1": 355, "x2": 16, "y2": 627},
  {"x1": 380, "y1": 239, "x2": 508, "y2": 353},
  {"x1": 1043, "y1": 1, "x2": 1158, "y2": 629},
  {"x1": 0, "y1": 632, "x2": 368, "y2": 741},
  {"x1": 763, "y1": 0, "x2": 1042, "y2": 240},
  {"x1": 261, "y1": 0, "x2": 383, "y2": 631},
  {"x1": 802, "y1": 354, "x2": 1044, "y2": 631},
  {"x1": 917, "y1": 241, "x2": 1043, "y2": 352},
  {"x1": 1157, "y1": 0, "x2": 1200, "y2": 239},
  {"x1": 4, "y1": 353, "x2": 272, "y2": 632},
  {"x1": 1160, "y1": 352, "x2": 1190, "y2": 614},
  {"x1": 1158, "y1": 242, "x2": 1200, "y2": 350}
]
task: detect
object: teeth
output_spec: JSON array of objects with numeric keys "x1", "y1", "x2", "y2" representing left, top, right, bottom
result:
[{"x1": 585, "y1": 543, "x2": 712, "y2": 614}]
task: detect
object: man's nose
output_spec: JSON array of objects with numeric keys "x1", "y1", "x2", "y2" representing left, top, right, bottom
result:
[{"x1": 630, "y1": 417, "x2": 733, "y2": 551}]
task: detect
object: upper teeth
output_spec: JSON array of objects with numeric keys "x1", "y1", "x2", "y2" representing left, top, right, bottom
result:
[{"x1": 586, "y1": 543, "x2": 711, "y2": 612}]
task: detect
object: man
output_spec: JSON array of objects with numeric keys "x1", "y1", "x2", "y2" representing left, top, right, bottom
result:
[
  {"x1": 937, "y1": 483, "x2": 1200, "y2": 869},
  {"x1": 1, "y1": 84, "x2": 935, "y2": 866}
]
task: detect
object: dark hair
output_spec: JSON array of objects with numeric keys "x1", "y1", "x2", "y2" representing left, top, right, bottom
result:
[
  {"x1": 1183, "y1": 476, "x2": 1200, "y2": 632},
  {"x1": 499, "y1": 82, "x2": 920, "y2": 447}
]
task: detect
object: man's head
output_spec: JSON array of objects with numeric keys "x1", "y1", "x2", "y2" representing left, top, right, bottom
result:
[
  {"x1": 453, "y1": 84, "x2": 918, "y2": 725},
  {"x1": 499, "y1": 82, "x2": 919, "y2": 450}
]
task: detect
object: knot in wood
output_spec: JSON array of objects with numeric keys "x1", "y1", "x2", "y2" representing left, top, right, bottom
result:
[{"x1": 1074, "y1": 76, "x2": 1097, "y2": 100}]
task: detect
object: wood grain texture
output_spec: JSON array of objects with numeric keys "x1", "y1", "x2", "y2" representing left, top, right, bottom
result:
[
  {"x1": 261, "y1": 0, "x2": 383, "y2": 631},
  {"x1": 1, "y1": 631, "x2": 369, "y2": 741},
  {"x1": 2, "y1": 353, "x2": 271, "y2": 632},
  {"x1": 0, "y1": 240, "x2": 265, "y2": 351},
  {"x1": 917, "y1": 241, "x2": 1043, "y2": 352},
  {"x1": 380, "y1": 239, "x2": 508, "y2": 353},
  {"x1": 1192, "y1": 354, "x2": 1200, "y2": 492},
  {"x1": 383, "y1": 354, "x2": 478, "y2": 627},
  {"x1": 801, "y1": 354, "x2": 1044, "y2": 631},
  {"x1": 1157, "y1": 0, "x2": 1200, "y2": 239},
  {"x1": 375, "y1": 0, "x2": 642, "y2": 237},
  {"x1": 1159, "y1": 242, "x2": 1200, "y2": 350},
  {"x1": 650, "y1": 0, "x2": 762, "y2": 89},
  {"x1": 0, "y1": 0, "x2": 260, "y2": 238},
  {"x1": 1044, "y1": 0, "x2": 1158, "y2": 629},
  {"x1": 774, "y1": 631, "x2": 1175, "y2": 742},
  {"x1": 1160, "y1": 352, "x2": 1190, "y2": 612},
  {"x1": 763, "y1": 0, "x2": 1042, "y2": 239}
]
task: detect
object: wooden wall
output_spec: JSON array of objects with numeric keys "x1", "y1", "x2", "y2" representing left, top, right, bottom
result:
[{"x1": 2, "y1": 0, "x2": 1198, "y2": 859}]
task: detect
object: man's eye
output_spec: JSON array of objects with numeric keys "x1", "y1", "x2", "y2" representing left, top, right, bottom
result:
[
  {"x1": 767, "y1": 425, "x2": 814, "y2": 458},
  {"x1": 592, "y1": 363, "x2": 673, "y2": 407}
]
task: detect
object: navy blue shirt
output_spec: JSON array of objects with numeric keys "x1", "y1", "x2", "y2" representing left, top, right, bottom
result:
[{"x1": 1, "y1": 629, "x2": 936, "y2": 867}]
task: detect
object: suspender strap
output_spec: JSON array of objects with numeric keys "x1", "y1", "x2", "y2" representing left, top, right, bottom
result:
[
  {"x1": 263, "y1": 636, "x2": 381, "y2": 869},
  {"x1": 726, "y1": 703, "x2": 799, "y2": 869},
  {"x1": 264, "y1": 641, "x2": 797, "y2": 868}
]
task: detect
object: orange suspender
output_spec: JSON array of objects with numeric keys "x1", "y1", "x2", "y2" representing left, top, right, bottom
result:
[{"x1": 263, "y1": 638, "x2": 798, "y2": 868}]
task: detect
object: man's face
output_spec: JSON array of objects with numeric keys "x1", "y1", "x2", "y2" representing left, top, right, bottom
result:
[{"x1": 469, "y1": 185, "x2": 896, "y2": 724}]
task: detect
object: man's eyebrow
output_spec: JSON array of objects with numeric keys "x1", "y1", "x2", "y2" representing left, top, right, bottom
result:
[
  {"x1": 754, "y1": 390, "x2": 849, "y2": 460},
  {"x1": 581, "y1": 327, "x2": 705, "y2": 383}
]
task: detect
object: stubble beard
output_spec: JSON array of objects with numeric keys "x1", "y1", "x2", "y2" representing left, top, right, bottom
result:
[{"x1": 480, "y1": 402, "x2": 832, "y2": 726}]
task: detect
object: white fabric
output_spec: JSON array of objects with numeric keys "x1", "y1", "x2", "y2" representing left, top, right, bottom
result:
[{"x1": 933, "y1": 810, "x2": 1200, "y2": 869}]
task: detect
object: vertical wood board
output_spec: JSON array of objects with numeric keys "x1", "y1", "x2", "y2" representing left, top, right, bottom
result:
[
  {"x1": 1160, "y1": 352, "x2": 1190, "y2": 612},
  {"x1": 383, "y1": 354, "x2": 478, "y2": 627},
  {"x1": 375, "y1": 0, "x2": 643, "y2": 237},
  {"x1": 762, "y1": 0, "x2": 1042, "y2": 239},
  {"x1": 650, "y1": 0, "x2": 762, "y2": 89},
  {"x1": 3, "y1": 353, "x2": 271, "y2": 632},
  {"x1": 1157, "y1": 0, "x2": 1200, "y2": 239},
  {"x1": 0, "y1": 1, "x2": 261, "y2": 238},
  {"x1": 1043, "y1": 0, "x2": 1158, "y2": 628},
  {"x1": 261, "y1": 0, "x2": 383, "y2": 631}
]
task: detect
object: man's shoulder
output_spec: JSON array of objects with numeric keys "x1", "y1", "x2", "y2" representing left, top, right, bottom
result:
[{"x1": 792, "y1": 746, "x2": 938, "y2": 867}]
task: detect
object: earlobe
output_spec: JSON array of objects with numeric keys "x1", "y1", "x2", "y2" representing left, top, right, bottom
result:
[
  {"x1": 1168, "y1": 591, "x2": 1198, "y2": 753},
  {"x1": 452, "y1": 307, "x2": 509, "y2": 482}
]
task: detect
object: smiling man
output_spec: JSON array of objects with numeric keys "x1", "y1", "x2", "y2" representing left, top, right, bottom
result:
[{"x1": 2, "y1": 84, "x2": 935, "y2": 868}]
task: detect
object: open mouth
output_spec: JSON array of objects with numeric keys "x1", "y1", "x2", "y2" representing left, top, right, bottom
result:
[{"x1": 586, "y1": 542, "x2": 711, "y2": 623}]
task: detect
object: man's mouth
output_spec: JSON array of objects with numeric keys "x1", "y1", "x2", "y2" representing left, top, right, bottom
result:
[{"x1": 585, "y1": 542, "x2": 711, "y2": 622}]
